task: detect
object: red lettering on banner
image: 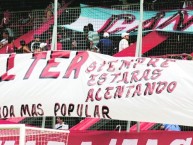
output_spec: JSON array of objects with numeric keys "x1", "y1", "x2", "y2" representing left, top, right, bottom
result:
[
  {"x1": 98, "y1": 73, "x2": 107, "y2": 85},
  {"x1": 54, "y1": 103, "x2": 111, "y2": 118},
  {"x1": 86, "y1": 89, "x2": 95, "y2": 102},
  {"x1": 77, "y1": 104, "x2": 83, "y2": 117},
  {"x1": 98, "y1": 14, "x2": 136, "y2": 33},
  {"x1": 156, "y1": 81, "x2": 168, "y2": 94},
  {"x1": 158, "y1": 11, "x2": 183, "y2": 30},
  {"x1": 24, "y1": 52, "x2": 47, "y2": 79},
  {"x1": 40, "y1": 51, "x2": 71, "y2": 78},
  {"x1": 161, "y1": 59, "x2": 176, "y2": 68},
  {"x1": 85, "y1": 105, "x2": 91, "y2": 117},
  {"x1": 97, "y1": 61, "x2": 106, "y2": 72},
  {"x1": 117, "y1": 72, "x2": 129, "y2": 83},
  {"x1": 95, "y1": 88, "x2": 102, "y2": 101},
  {"x1": 147, "y1": 58, "x2": 160, "y2": 67},
  {"x1": 107, "y1": 60, "x2": 118, "y2": 72},
  {"x1": 94, "y1": 105, "x2": 100, "y2": 117},
  {"x1": 86, "y1": 61, "x2": 97, "y2": 73},
  {"x1": 86, "y1": 58, "x2": 175, "y2": 75},
  {"x1": 85, "y1": 56, "x2": 177, "y2": 110},
  {"x1": 167, "y1": 81, "x2": 177, "y2": 93},
  {"x1": 54, "y1": 103, "x2": 61, "y2": 116},
  {"x1": 0, "y1": 54, "x2": 16, "y2": 81},
  {"x1": 40, "y1": 59, "x2": 60, "y2": 78},
  {"x1": 111, "y1": 73, "x2": 121, "y2": 83},
  {"x1": 126, "y1": 85, "x2": 135, "y2": 97},
  {"x1": 151, "y1": 69, "x2": 162, "y2": 80},
  {"x1": 61, "y1": 103, "x2": 67, "y2": 116},
  {"x1": 68, "y1": 104, "x2": 74, "y2": 116},
  {"x1": 144, "y1": 82, "x2": 156, "y2": 95},
  {"x1": 88, "y1": 69, "x2": 163, "y2": 86},
  {"x1": 20, "y1": 104, "x2": 44, "y2": 117},
  {"x1": 102, "y1": 106, "x2": 111, "y2": 118},
  {"x1": 88, "y1": 74, "x2": 99, "y2": 86},
  {"x1": 114, "y1": 86, "x2": 124, "y2": 99},
  {"x1": 85, "y1": 81, "x2": 177, "y2": 102},
  {"x1": 0, "y1": 135, "x2": 192, "y2": 145},
  {"x1": 139, "y1": 69, "x2": 151, "y2": 81},
  {"x1": 119, "y1": 60, "x2": 133, "y2": 70},
  {"x1": 133, "y1": 58, "x2": 146, "y2": 68},
  {"x1": 0, "y1": 105, "x2": 15, "y2": 118},
  {"x1": 132, "y1": 84, "x2": 142, "y2": 97},
  {"x1": 51, "y1": 51, "x2": 70, "y2": 59},
  {"x1": 130, "y1": 70, "x2": 140, "y2": 83},
  {"x1": 104, "y1": 87, "x2": 114, "y2": 100},
  {"x1": 64, "y1": 51, "x2": 88, "y2": 79}
]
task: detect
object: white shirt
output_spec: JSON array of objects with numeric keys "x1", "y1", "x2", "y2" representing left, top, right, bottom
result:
[
  {"x1": 119, "y1": 39, "x2": 129, "y2": 52},
  {"x1": 55, "y1": 122, "x2": 69, "y2": 130},
  {"x1": 1, "y1": 38, "x2": 8, "y2": 45}
]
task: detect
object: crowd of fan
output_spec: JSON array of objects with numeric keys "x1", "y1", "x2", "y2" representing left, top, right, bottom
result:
[
  {"x1": 0, "y1": 0, "x2": 192, "y2": 59},
  {"x1": 0, "y1": 0, "x2": 67, "y2": 53}
]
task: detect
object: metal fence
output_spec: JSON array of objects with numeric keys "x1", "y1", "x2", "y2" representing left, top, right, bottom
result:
[
  {"x1": 0, "y1": 1, "x2": 192, "y2": 55},
  {"x1": 1, "y1": 1, "x2": 193, "y2": 132}
]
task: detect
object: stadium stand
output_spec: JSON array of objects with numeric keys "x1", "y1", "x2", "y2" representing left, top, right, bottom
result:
[
  {"x1": 1, "y1": 0, "x2": 193, "y2": 133},
  {"x1": 0, "y1": 0, "x2": 74, "y2": 53}
]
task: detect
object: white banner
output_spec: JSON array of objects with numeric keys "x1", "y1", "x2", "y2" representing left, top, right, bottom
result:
[{"x1": 1, "y1": 51, "x2": 193, "y2": 126}]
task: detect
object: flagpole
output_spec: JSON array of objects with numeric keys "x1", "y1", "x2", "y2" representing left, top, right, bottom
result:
[
  {"x1": 135, "y1": 0, "x2": 144, "y2": 133},
  {"x1": 135, "y1": 0, "x2": 144, "y2": 57},
  {"x1": 51, "y1": 0, "x2": 58, "y2": 51}
]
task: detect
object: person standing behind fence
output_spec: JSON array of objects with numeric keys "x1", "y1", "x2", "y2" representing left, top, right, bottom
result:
[
  {"x1": 83, "y1": 25, "x2": 90, "y2": 50},
  {"x1": 160, "y1": 124, "x2": 181, "y2": 131},
  {"x1": 54, "y1": 117, "x2": 69, "y2": 130},
  {"x1": 0, "y1": 29, "x2": 11, "y2": 49},
  {"x1": 96, "y1": 32, "x2": 114, "y2": 55},
  {"x1": 0, "y1": 10, "x2": 11, "y2": 31},
  {"x1": 87, "y1": 23, "x2": 100, "y2": 52},
  {"x1": 15, "y1": 39, "x2": 31, "y2": 53},
  {"x1": 31, "y1": 34, "x2": 41, "y2": 52},
  {"x1": 119, "y1": 32, "x2": 130, "y2": 52}
]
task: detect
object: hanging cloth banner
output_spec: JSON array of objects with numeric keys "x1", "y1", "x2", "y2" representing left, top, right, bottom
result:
[
  {"x1": 1, "y1": 51, "x2": 193, "y2": 126},
  {"x1": 62, "y1": 4, "x2": 193, "y2": 35}
]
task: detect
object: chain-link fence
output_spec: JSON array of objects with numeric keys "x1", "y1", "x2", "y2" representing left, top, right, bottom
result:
[{"x1": 1, "y1": 0, "x2": 193, "y2": 132}]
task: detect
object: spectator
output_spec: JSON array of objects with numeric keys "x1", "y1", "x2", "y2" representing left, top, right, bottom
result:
[
  {"x1": 6, "y1": 37, "x2": 15, "y2": 53},
  {"x1": 160, "y1": 124, "x2": 181, "y2": 131},
  {"x1": 31, "y1": 34, "x2": 41, "y2": 52},
  {"x1": 18, "y1": 12, "x2": 32, "y2": 25},
  {"x1": 59, "y1": 28, "x2": 72, "y2": 50},
  {"x1": 83, "y1": 25, "x2": 89, "y2": 36},
  {"x1": 15, "y1": 39, "x2": 31, "y2": 53},
  {"x1": 61, "y1": 0, "x2": 66, "y2": 7},
  {"x1": 40, "y1": 42, "x2": 48, "y2": 51},
  {"x1": 0, "y1": 10, "x2": 11, "y2": 30},
  {"x1": 87, "y1": 23, "x2": 100, "y2": 51},
  {"x1": 44, "y1": 8, "x2": 53, "y2": 22},
  {"x1": 54, "y1": 117, "x2": 69, "y2": 130},
  {"x1": 33, "y1": 43, "x2": 41, "y2": 53},
  {"x1": 0, "y1": 30, "x2": 10, "y2": 49},
  {"x1": 0, "y1": 10, "x2": 14, "y2": 38},
  {"x1": 96, "y1": 32, "x2": 114, "y2": 55},
  {"x1": 119, "y1": 32, "x2": 129, "y2": 52},
  {"x1": 71, "y1": 39, "x2": 77, "y2": 49},
  {"x1": 82, "y1": 25, "x2": 90, "y2": 50},
  {"x1": 48, "y1": 0, "x2": 61, "y2": 14}
]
